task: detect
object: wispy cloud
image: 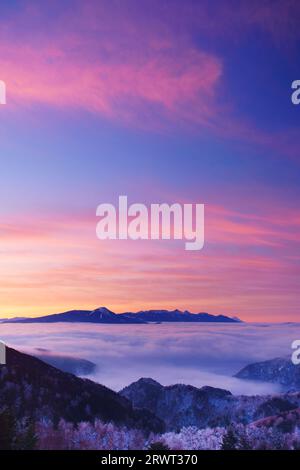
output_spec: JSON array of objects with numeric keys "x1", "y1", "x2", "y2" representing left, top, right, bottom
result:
[{"x1": 1, "y1": 0, "x2": 299, "y2": 160}]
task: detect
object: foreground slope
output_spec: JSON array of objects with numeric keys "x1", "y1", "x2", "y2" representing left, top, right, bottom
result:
[{"x1": 0, "y1": 347, "x2": 164, "y2": 433}]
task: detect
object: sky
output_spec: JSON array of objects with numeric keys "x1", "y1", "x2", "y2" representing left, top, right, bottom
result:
[{"x1": 0, "y1": 0, "x2": 299, "y2": 321}]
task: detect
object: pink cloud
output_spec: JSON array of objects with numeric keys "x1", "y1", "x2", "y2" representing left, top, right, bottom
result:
[
  {"x1": 0, "y1": 198, "x2": 299, "y2": 320},
  {"x1": 1, "y1": 0, "x2": 299, "y2": 160},
  {"x1": 0, "y1": 28, "x2": 222, "y2": 130}
]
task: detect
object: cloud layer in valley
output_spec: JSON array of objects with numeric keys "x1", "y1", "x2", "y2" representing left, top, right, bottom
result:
[{"x1": 0, "y1": 322, "x2": 298, "y2": 395}]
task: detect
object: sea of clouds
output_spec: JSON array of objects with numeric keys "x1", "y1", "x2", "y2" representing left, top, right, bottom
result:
[{"x1": 0, "y1": 322, "x2": 299, "y2": 395}]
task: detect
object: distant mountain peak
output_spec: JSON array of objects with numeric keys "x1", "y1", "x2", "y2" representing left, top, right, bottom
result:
[
  {"x1": 92, "y1": 306, "x2": 114, "y2": 313},
  {"x1": 89, "y1": 307, "x2": 116, "y2": 318},
  {"x1": 4, "y1": 307, "x2": 241, "y2": 324}
]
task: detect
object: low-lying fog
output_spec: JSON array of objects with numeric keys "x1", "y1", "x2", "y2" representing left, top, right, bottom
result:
[{"x1": 0, "y1": 322, "x2": 299, "y2": 395}]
